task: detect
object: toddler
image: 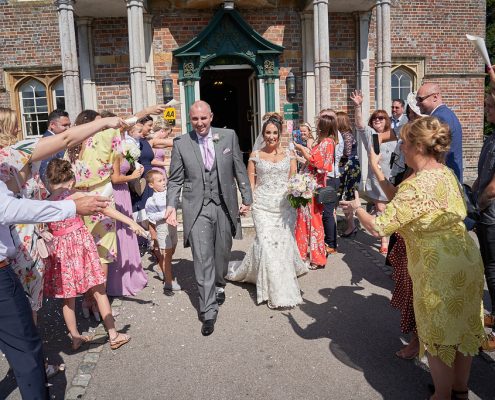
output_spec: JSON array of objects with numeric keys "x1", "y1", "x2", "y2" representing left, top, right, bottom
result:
[{"x1": 145, "y1": 170, "x2": 180, "y2": 291}]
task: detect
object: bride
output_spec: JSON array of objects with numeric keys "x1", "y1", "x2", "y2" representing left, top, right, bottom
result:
[{"x1": 226, "y1": 113, "x2": 308, "y2": 309}]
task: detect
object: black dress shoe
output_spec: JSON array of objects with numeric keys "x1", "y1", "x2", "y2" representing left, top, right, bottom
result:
[
  {"x1": 201, "y1": 319, "x2": 215, "y2": 336},
  {"x1": 216, "y1": 290, "x2": 226, "y2": 306}
]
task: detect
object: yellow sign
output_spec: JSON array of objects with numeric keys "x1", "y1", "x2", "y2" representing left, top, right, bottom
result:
[{"x1": 163, "y1": 108, "x2": 176, "y2": 121}]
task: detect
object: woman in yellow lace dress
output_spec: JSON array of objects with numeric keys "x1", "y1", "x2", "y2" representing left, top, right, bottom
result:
[{"x1": 341, "y1": 117, "x2": 485, "y2": 400}]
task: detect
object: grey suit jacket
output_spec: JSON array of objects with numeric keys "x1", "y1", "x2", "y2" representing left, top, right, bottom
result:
[{"x1": 166, "y1": 127, "x2": 253, "y2": 247}]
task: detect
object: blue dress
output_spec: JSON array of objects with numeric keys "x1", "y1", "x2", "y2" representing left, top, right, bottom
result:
[{"x1": 131, "y1": 138, "x2": 154, "y2": 216}]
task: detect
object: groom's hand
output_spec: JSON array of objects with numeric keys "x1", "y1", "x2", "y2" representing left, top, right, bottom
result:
[
  {"x1": 239, "y1": 204, "x2": 250, "y2": 216},
  {"x1": 165, "y1": 206, "x2": 178, "y2": 227}
]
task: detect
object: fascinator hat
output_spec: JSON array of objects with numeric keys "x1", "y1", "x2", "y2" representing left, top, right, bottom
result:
[
  {"x1": 406, "y1": 92, "x2": 427, "y2": 117},
  {"x1": 252, "y1": 112, "x2": 284, "y2": 151}
]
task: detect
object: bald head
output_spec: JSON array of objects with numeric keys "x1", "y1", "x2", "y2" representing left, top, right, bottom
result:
[
  {"x1": 416, "y1": 83, "x2": 443, "y2": 114},
  {"x1": 189, "y1": 100, "x2": 213, "y2": 136}
]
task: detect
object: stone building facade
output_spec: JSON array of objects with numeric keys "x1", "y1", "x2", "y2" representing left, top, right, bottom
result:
[{"x1": 0, "y1": 0, "x2": 487, "y2": 180}]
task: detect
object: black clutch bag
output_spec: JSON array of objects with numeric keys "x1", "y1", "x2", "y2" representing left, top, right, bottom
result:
[{"x1": 315, "y1": 186, "x2": 338, "y2": 205}]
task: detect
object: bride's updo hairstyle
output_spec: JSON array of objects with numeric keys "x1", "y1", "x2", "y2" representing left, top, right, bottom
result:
[
  {"x1": 46, "y1": 158, "x2": 75, "y2": 186},
  {"x1": 316, "y1": 114, "x2": 338, "y2": 143},
  {"x1": 401, "y1": 116, "x2": 451, "y2": 163},
  {"x1": 261, "y1": 112, "x2": 283, "y2": 138}
]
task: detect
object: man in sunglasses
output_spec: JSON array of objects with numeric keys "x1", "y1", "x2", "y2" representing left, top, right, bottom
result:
[{"x1": 416, "y1": 83, "x2": 463, "y2": 182}]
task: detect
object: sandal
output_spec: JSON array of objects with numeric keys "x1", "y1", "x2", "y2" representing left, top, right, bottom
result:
[
  {"x1": 71, "y1": 334, "x2": 94, "y2": 351},
  {"x1": 484, "y1": 314, "x2": 495, "y2": 328},
  {"x1": 309, "y1": 263, "x2": 325, "y2": 270},
  {"x1": 452, "y1": 390, "x2": 469, "y2": 400},
  {"x1": 109, "y1": 332, "x2": 130, "y2": 350}
]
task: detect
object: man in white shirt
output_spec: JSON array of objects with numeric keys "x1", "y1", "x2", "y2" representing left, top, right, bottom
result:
[{"x1": 0, "y1": 181, "x2": 109, "y2": 400}]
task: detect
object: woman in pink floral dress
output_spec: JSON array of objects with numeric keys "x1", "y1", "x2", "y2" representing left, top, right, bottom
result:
[{"x1": 44, "y1": 159, "x2": 146, "y2": 350}]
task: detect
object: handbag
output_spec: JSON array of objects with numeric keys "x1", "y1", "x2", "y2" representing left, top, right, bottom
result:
[
  {"x1": 462, "y1": 183, "x2": 480, "y2": 222},
  {"x1": 315, "y1": 186, "x2": 338, "y2": 205}
]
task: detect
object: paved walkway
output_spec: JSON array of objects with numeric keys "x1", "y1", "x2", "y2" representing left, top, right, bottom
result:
[{"x1": 1, "y1": 227, "x2": 494, "y2": 399}]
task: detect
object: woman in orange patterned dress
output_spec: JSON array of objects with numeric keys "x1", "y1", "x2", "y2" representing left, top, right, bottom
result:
[{"x1": 294, "y1": 114, "x2": 336, "y2": 269}]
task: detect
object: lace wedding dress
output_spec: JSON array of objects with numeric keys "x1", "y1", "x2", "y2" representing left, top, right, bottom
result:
[{"x1": 226, "y1": 151, "x2": 308, "y2": 308}]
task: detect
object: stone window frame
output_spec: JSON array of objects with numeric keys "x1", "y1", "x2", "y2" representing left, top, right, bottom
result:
[
  {"x1": 391, "y1": 58, "x2": 425, "y2": 98},
  {"x1": 4, "y1": 67, "x2": 64, "y2": 139}
]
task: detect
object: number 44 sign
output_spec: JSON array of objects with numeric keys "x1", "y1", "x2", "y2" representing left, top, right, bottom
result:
[{"x1": 163, "y1": 107, "x2": 176, "y2": 126}]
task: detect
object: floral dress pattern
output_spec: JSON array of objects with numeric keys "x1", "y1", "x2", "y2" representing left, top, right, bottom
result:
[
  {"x1": 73, "y1": 128, "x2": 122, "y2": 264},
  {"x1": 44, "y1": 189, "x2": 106, "y2": 298},
  {"x1": 295, "y1": 138, "x2": 335, "y2": 267},
  {"x1": 374, "y1": 167, "x2": 485, "y2": 366},
  {"x1": 1, "y1": 139, "x2": 49, "y2": 311}
]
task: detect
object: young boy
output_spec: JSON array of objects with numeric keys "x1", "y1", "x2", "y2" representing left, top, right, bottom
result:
[{"x1": 144, "y1": 170, "x2": 180, "y2": 291}]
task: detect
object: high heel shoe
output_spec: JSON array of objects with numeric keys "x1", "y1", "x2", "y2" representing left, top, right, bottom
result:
[{"x1": 341, "y1": 227, "x2": 358, "y2": 238}]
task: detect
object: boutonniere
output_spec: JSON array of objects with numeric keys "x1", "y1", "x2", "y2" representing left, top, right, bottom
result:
[{"x1": 212, "y1": 133, "x2": 220, "y2": 143}]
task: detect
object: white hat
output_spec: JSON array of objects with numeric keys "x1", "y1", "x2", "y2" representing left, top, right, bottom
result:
[{"x1": 406, "y1": 92, "x2": 427, "y2": 117}]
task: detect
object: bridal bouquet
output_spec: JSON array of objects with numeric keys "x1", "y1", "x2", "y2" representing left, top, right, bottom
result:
[
  {"x1": 287, "y1": 172, "x2": 318, "y2": 208},
  {"x1": 122, "y1": 141, "x2": 141, "y2": 166}
]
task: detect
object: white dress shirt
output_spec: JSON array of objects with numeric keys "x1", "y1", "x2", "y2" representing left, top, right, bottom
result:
[
  {"x1": 327, "y1": 131, "x2": 344, "y2": 179},
  {"x1": 145, "y1": 190, "x2": 168, "y2": 224},
  {"x1": 0, "y1": 181, "x2": 76, "y2": 261}
]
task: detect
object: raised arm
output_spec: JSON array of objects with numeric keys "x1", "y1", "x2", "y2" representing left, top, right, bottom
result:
[
  {"x1": 101, "y1": 205, "x2": 147, "y2": 237},
  {"x1": 350, "y1": 90, "x2": 365, "y2": 130},
  {"x1": 31, "y1": 117, "x2": 124, "y2": 162}
]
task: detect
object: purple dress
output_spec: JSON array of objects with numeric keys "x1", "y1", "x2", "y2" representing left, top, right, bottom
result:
[
  {"x1": 152, "y1": 148, "x2": 167, "y2": 177},
  {"x1": 107, "y1": 158, "x2": 147, "y2": 296}
]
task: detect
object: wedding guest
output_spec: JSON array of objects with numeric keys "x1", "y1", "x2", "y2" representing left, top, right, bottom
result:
[
  {"x1": 341, "y1": 117, "x2": 485, "y2": 400},
  {"x1": 350, "y1": 90, "x2": 397, "y2": 254},
  {"x1": 44, "y1": 159, "x2": 143, "y2": 350},
  {"x1": 149, "y1": 117, "x2": 174, "y2": 176},
  {"x1": 145, "y1": 170, "x2": 180, "y2": 291},
  {"x1": 299, "y1": 122, "x2": 315, "y2": 149},
  {"x1": 472, "y1": 90, "x2": 495, "y2": 350},
  {"x1": 416, "y1": 83, "x2": 463, "y2": 182},
  {"x1": 294, "y1": 114, "x2": 336, "y2": 269},
  {"x1": 227, "y1": 113, "x2": 308, "y2": 308},
  {"x1": 107, "y1": 123, "x2": 148, "y2": 297},
  {"x1": 319, "y1": 109, "x2": 344, "y2": 255},
  {"x1": 390, "y1": 99, "x2": 408, "y2": 130},
  {"x1": 336, "y1": 111, "x2": 361, "y2": 238}
]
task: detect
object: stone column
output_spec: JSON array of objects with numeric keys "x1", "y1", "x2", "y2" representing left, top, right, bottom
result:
[
  {"x1": 127, "y1": 0, "x2": 148, "y2": 112},
  {"x1": 381, "y1": 0, "x2": 392, "y2": 113},
  {"x1": 76, "y1": 17, "x2": 97, "y2": 110},
  {"x1": 144, "y1": 14, "x2": 157, "y2": 106},
  {"x1": 313, "y1": 1, "x2": 320, "y2": 113},
  {"x1": 316, "y1": 0, "x2": 330, "y2": 110},
  {"x1": 375, "y1": 0, "x2": 383, "y2": 109},
  {"x1": 357, "y1": 11, "x2": 372, "y2": 190},
  {"x1": 55, "y1": 0, "x2": 82, "y2": 123},
  {"x1": 301, "y1": 11, "x2": 316, "y2": 124}
]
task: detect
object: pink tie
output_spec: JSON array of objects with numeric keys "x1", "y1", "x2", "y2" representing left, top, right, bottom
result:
[{"x1": 202, "y1": 137, "x2": 214, "y2": 170}]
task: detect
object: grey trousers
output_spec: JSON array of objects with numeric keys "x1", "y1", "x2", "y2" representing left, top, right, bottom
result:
[{"x1": 189, "y1": 201, "x2": 233, "y2": 321}]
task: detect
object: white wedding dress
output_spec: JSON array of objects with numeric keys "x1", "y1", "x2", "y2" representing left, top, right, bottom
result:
[{"x1": 226, "y1": 151, "x2": 308, "y2": 308}]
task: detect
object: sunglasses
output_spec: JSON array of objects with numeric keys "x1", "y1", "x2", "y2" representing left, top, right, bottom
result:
[
  {"x1": 372, "y1": 116, "x2": 386, "y2": 121},
  {"x1": 416, "y1": 93, "x2": 437, "y2": 103}
]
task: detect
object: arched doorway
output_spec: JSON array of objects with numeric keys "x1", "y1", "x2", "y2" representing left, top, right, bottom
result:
[
  {"x1": 173, "y1": 6, "x2": 284, "y2": 153},
  {"x1": 200, "y1": 66, "x2": 253, "y2": 163}
]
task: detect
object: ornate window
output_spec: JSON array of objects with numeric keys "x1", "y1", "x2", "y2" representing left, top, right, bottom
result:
[
  {"x1": 4, "y1": 67, "x2": 65, "y2": 139},
  {"x1": 52, "y1": 79, "x2": 66, "y2": 111},
  {"x1": 19, "y1": 79, "x2": 49, "y2": 137},
  {"x1": 391, "y1": 68, "x2": 413, "y2": 103}
]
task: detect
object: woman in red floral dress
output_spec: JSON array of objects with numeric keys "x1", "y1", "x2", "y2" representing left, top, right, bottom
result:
[{"x1": 294, "y1": 115, "x2": 337, "y2": 269}]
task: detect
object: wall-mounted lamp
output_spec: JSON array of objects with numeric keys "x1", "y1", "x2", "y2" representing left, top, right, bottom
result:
[
  {"x1": 162, "y1": 75, "x2": 173, "y2": 103},
  {"x1": 286, "y1": 70, "x2": 296, "y2": 101}
]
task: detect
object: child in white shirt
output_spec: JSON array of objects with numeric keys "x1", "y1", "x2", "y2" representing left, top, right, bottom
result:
[{"x1": 144, "y1": 170, "x2": 180, "y2": 291}]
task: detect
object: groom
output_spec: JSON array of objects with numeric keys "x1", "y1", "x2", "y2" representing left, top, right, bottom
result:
[{"x1": 165, "y1": 100, "x2": 252, "y2": 336}]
